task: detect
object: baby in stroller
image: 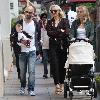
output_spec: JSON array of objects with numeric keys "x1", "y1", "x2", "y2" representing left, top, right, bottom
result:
[{"x1": 64, "y1": 38, "x2": 97, "y2": 99}]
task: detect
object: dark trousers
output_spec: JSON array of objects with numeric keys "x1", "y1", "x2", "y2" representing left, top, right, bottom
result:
[
  {"x1": 49, "y1": 47, "x2": 67, "y2": 85},
  {"x1": 42, "y1": 49, "x2": 49, "y2": 75},
  {"x1": 15, "y1": 53, "x2": 20, "y2": 74}
]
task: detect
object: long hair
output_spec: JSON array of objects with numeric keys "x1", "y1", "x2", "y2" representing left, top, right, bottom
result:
[
  {"x1": 49, "y1": 5, "x2": 64, "y2": 19},
  {"x1": 76, "y1": 6, "x2": 91, "y2": 23}
]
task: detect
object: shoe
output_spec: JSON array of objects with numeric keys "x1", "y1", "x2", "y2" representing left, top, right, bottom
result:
[
  {"x1": 85, "y1": 90, "x2": 91, "y2": 96},
  {"x1": 43, "y1": 74, "x2": 48, "y2": 78},
  {"x1": 28, "y1": 91, "x2": 36, "y2": 96},
  {"x1": 60, "y1": 84, "x2": 64, "y2": 92},
  {"x1": 19, "y1": 87, "x2": 25, "y2": 95},
  {"x1": 55, "y1": 84, "x2": 61, "y2": 95}
]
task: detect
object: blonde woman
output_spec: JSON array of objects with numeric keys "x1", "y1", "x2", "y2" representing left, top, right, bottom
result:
[
  {"x1": 46, "y1": 5, "x2": 70, "y2": 94},
  {"x1": 70, "y1": 5, "x2": 95, "y2": 42}
]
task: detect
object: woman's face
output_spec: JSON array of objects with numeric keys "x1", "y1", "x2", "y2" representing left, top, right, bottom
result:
[
  {"x1": 50, "y1": 6, "x2": 59, "y2": 17},
  {"x1": 77, "y1": 7, "x2": 85, "y2": 20}
]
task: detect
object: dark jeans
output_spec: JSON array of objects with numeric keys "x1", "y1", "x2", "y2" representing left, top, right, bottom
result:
[
  {"x1": 19, "y1": 51, "x2": 36, "y2": 91},
  {"x1": 15, "y1": 53, "x2": 20, "y2": 73},
  {"x1": 42, "y1": 49, "x2": 49, "y2": 75}
]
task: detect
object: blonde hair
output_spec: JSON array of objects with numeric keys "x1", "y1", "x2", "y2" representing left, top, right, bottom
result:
[
  {"x1": 49, "y1": 5, "x2": 64, "y2": 18},
  {"x1": 76, "y1": 6, "x2": 91, "y2": 22}
]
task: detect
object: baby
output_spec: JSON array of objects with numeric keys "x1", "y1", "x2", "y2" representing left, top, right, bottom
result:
[{"x1": 16, "y1": 23, "x2": 32, "y2": 47}]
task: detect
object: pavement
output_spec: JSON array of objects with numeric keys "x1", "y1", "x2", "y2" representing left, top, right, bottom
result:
[{"x1": 0, "y1": 60, "x2": 99, "y2": 100}]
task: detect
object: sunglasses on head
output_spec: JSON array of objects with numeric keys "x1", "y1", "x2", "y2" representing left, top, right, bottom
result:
[
  {"x1": 50, "y1": 10, "x2": 58, "y2": 13},
  {"x1": 25, "y1": 11, "x2": 33, "y2": 14}
]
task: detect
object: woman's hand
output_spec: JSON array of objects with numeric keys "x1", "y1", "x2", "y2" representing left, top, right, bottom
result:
[
  {"x1": 85, "y1": 38, "x2": 89, "y2": 41},
  {"x1": 71, "y1": 38, "x2": 75, "y2": 41},
  {"x1": 40, "y1": 40, "x2": 43, "y2": 45},
  {"x1": 61, "y1": 29, "x2": 65, "y2": 32}
]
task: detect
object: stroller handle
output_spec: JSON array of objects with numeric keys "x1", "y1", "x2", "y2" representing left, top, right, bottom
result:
[{"x1": 70, "y1": 38, "x2": 91, "y2": 44}]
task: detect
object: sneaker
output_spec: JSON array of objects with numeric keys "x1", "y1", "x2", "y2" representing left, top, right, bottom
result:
[
  {"x1": 85, "y1": 90, "x2": 91, "y2": 96},
  {"x1": 19, "y1": 87, "x2": 25, "y2": 95},
  {"x1": 28, "y1": 91, "x2": 36, "y2": 96}
]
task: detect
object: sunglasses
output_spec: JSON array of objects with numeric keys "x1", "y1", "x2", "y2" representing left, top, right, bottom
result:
[
  {"x1": 50, "y1": 10, "x2": 58, "y2": 13},
  {"x1": 25, "y1": 11, "x2": 33, "y2": 14}
]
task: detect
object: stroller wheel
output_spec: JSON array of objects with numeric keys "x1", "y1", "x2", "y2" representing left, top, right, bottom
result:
[
  {"x1": 69, "y1": 91, "x2": 73, "y2": 100},
  {"x1": 64, "y1": 82, "x2": 68, "y2": 98}
]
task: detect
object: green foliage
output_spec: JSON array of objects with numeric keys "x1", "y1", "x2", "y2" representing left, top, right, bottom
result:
[
  {"x1": 11, "y1": 18, "x2": 17, "y2": 29},
  {"x1": 77, "y1": 3, "x2": 96, "y2": 9},
  {"x1": 95, "y1": 75, "x2": 100, "y2": 83}
]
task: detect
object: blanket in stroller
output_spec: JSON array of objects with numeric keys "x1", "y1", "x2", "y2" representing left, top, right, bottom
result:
[{"x1": 65, "y1": 41, "x2": 95, "y2": 68}]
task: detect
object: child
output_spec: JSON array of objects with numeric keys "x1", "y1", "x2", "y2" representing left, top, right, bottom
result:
[{"x1": 16, "y1": 24, "x2": 32, "y2": 47}]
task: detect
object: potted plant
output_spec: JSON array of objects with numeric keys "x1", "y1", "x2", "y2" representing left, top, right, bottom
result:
[{"x1": 95, "y1": 75, "x2": 100, "y2": 90}]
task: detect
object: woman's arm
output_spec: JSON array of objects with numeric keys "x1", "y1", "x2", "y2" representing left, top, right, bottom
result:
[
  {"x1": 70, "y1": 20, "x2": 76, "y2": 39},
  {"x1": 46, "y1": 20, "x2": 60, "y2": 38},
  {"x1": 89, "y1": 21, "x2": 95, "y2": 42},
  {"x1": 58, "y1": 18, "x2": 70, "y2": 38}
]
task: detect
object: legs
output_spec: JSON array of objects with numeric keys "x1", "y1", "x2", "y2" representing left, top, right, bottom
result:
[
  {"x1": 42, "y1": 49, "x2": 48, "y2": 78},
  {"x1": 15, "y1": 53, "x2": 20, "y2": 79},
  {"x1": 27, "y1": 51, "x2": 36, "y2": 91},
  {"x1": 19, "y1": 51, "x2": 36, "y2": 95},
  {"x1": 49, "y1": 47, "x2": 67, "y2": 94},
  {"x1": 19, "y1": 52, "x2": 27, "y2": 88}
]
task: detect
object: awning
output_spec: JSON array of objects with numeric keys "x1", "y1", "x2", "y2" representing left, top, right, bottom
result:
[
  {"x1": 19, "y1": 0, "x2": 27, "y2": 2},
  {"x1": 67, "y1": 0, "x2": 96, "y2": 3}
]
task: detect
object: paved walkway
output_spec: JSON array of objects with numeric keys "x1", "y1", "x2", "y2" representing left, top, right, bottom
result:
[{"x1": 0, "y1": 61, "x2": 99, "y2": 100}]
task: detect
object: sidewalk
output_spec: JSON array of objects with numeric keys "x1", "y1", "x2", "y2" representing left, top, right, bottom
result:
[
  {"x1": 0, "y1": 61, "x2": 97, "y2": 100},
  {"x1": 1, "y1": 61, "x2": 65, "y2": 100}
]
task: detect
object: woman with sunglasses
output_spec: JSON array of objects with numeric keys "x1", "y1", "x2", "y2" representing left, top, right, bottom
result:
[{"x1": 46, "y1": 5, "x2": 70, "y2": 95}]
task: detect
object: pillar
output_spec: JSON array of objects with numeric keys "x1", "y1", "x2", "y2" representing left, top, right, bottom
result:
[
  {"x1": 0, "y1": 0, "x2": 12, "y2": 96},
  {"x1": 96, "y1": 0, "x2": 100, "y2": 72}
]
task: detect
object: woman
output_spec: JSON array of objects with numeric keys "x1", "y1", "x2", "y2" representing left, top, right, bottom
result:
[
  {"x1": 70, "y1": 6, "x2": 95, "y2": 42},
  {"x1": 39, "y1": 13, "x2": 49, "y2": 78},
  {"x1": 70, "y1": 5, "x2": 95, "y2": 95},
  {"x1": 46, "y1": 5, "x2": 70, "y2": 94}
]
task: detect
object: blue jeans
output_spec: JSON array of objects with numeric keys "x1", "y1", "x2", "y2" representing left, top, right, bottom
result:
[
  {"x1": 19, "y1": 51, "x2": 36, "y2": 91},
  {"x1": 42, "y1": 49, "x2": 48, "y2": 75}
]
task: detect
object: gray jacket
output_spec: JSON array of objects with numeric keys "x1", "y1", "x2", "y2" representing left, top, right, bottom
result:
[{"x1": 70, "y1": 19, "x2": 95, "y2": 42}]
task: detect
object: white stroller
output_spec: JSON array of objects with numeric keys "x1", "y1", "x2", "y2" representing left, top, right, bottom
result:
[{"x1": 64, "y1": 39, "x2": 97, "y2": 100}]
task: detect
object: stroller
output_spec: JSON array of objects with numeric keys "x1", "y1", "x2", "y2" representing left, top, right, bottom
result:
[{"x1": 64, "y1": 39, "x2": 97, "y2": 100}]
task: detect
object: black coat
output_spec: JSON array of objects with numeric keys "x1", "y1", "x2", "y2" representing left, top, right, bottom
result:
[{"x1": 46, "y1": 18, "x2": 70, "y2": 50}]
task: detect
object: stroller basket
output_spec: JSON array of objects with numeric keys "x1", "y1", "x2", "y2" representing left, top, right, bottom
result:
[{"x1": 68, "y1": 64, "x2": 92, "y2": 76}]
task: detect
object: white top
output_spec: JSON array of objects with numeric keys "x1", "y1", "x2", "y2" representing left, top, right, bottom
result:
[
  {"x1": 18, "y1": 20, "x2": 36, "y2": 52},
  {"x1": 68, "y1": 10, "x2": 77, "y2": 28},
  {"x1": 77, "y1": 27, "x2": 86, "y2": 39},
  {"x1": 41, "y1": 28, "x2": 49, "y2": 49}
]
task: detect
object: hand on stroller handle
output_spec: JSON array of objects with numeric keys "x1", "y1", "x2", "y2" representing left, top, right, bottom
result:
[{"x1": 70, "y1": 38, "x2": 91, "y2": 43}]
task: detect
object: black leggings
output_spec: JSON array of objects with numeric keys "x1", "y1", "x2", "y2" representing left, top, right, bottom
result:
[{"x1": 49, "y1": 47, "x2": 67, "y2": 85}]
